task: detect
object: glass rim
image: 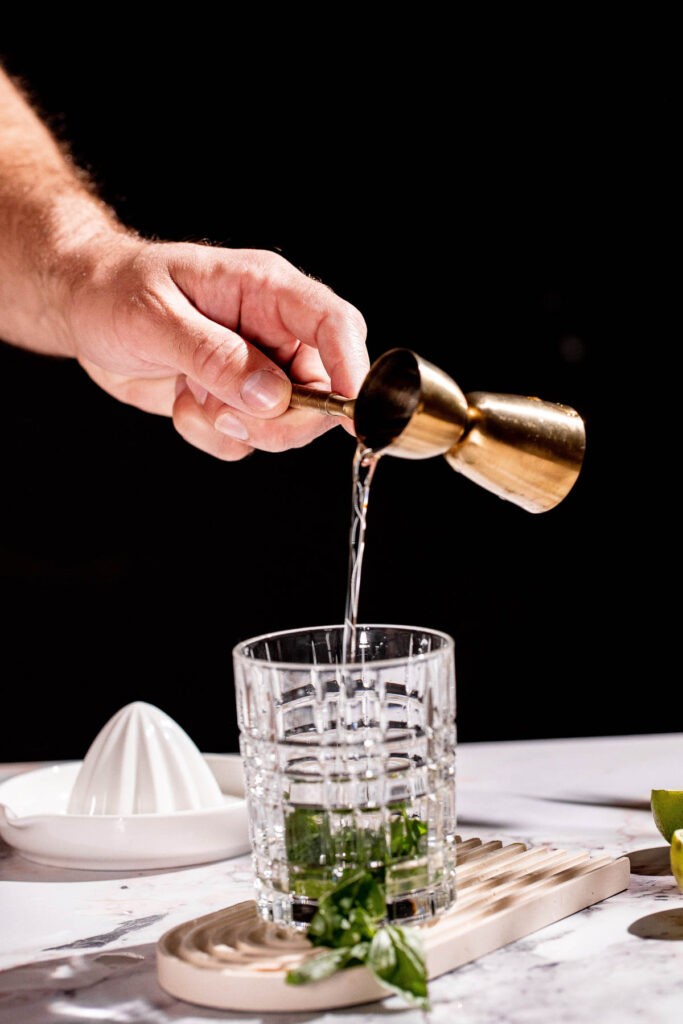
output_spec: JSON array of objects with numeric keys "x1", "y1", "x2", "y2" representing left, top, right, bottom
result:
[{"x1": 232, "y1": 622, "x2": 454, "y2": 672}]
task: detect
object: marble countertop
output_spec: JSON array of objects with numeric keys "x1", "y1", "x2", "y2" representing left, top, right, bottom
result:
[{"x1": 1, "y1": 734, "x2": 682, "y2": 1023}]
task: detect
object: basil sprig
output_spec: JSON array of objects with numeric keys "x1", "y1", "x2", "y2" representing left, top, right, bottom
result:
[{"x1": 286, "y1": 868, "x2": 430, "y2": 1009}]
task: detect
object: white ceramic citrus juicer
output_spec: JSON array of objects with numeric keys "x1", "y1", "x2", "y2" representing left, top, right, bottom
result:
[{"x1": 0, "y1": 702, "x2": 249, "y2": 870}]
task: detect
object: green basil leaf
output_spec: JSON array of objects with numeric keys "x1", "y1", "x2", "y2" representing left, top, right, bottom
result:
[
  {"x1": 367, "y1": 924, "x2": 430, "y2": 1010},
  {"x1": 338, "y1": 907, "x2": 376, "y2": 946},
  {"x1": 325, "y1": 869, "x2": 367, "y2": 906},
  {"x1": 389, "y1": 806, "x2": 428, "y2": 860},
  {"x1": 354, "y1": 874, "x2": 386, "y2": 921},
  {"x1": 321, "y1": 870, "x2": 385, "y2": 922},
  {"x1": 308, "y1": 905, "x2": 335, "y2": 943},
  {"x1": 286, "y1": 946, "x2": 353, "y2": 985},
  {"x1": 285, "y1": 816, "x2": 431, "y2": 1006},
  {"x1": 409, "y1": 817, "x2": 428, "y2": 847},
  {"x1": 286, "y1": 941, "x2": 370, "y2": 985},
  {"x1": 390, "y1": 815, "x2": 409, "y2": 858}
]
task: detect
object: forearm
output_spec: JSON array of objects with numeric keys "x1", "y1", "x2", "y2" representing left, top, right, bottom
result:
[{"x1": 0, "y1": 67, "x2": 130, "y2": 356}]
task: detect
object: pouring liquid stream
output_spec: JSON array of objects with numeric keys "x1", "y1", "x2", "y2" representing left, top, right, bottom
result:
[{"x1": 341, "y1": 442, "x2": 380, "y2": 663}]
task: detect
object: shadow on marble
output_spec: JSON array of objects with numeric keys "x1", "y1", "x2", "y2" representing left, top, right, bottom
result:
[
  {"x1": 537, "y1": 794, "x2": 651, "y2": 811},
  {"x1": 0, "y1": 941, "x2": 347, "y2": 1023},
  {"x1": 628, "y1": 908, "x2": 683, "y2": 941},
  {"x1": 0, "y1": 839, "x2": 233, "y2": 883},
  {"x1": 0, "y1": 943, "x2": 234, "y2": 1024},
  {"x1": 627, "y1": 846, "x2": 672, "y2": 876},
  {"x1": 0, "y1": 944, "x2": 150, "y2": 995},
  {"x1": 456, "y1": 815, "x2": 515, "y2": 831}
]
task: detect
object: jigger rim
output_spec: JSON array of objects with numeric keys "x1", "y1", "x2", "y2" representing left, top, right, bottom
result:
[
  {"x1": 232, "y1": 622, "x2": 455, "y2": 672},
  {"x1": 354, "y1": 348, "x2": 424, "y2": 451},
  {"x1": 354, "y1": 347, "x2": 469, "y2": 456}
]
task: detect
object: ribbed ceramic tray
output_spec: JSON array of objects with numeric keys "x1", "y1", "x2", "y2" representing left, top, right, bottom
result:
[{"x1": 157, "y1": 836, "x2": 630, "y2": 1012}]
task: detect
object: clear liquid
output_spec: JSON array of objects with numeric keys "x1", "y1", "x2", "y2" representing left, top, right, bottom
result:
[{"x1": 342, "y1": 442, "x2": 380, "y2": 662}]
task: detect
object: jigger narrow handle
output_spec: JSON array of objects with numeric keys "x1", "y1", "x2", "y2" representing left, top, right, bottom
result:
[{"x1": 289, "y1": 384, "x2": 356, "y2": 421}]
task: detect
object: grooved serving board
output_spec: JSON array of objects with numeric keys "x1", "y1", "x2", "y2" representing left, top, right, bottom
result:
[{"x1": 157, "y1": 837, "x2": 630, "y2": 1012}]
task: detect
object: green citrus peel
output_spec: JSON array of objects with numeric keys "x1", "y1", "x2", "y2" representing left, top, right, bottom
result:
[{"x1": 651, "y1": 790, "x2": 683, "y2": 843}]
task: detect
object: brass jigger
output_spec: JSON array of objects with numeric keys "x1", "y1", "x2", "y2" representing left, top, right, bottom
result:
[{"x1": 290, "y1": 348, "x2": 586, "y2": 513}]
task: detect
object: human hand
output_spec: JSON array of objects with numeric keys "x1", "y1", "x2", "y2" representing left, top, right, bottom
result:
[{"x1": 66, "y1": 237, "x2": 369, "y2": 460}]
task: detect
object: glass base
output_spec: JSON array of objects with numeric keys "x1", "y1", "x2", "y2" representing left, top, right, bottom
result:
[{"x1": 256, "y1": 877, "x2": 457, "y2": 931}]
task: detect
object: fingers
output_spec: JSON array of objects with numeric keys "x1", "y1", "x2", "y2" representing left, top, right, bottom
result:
[
  {"x1": 169, "y1": 247, "x2": 370, "y2": 400},
  {"x1": 167, "y1": 304, "x2": 293, "y2": 419},
  {"x1": 276, "y1": 280, "x2": 369, "y2": 398},
  {"x1": 287, "y1": 343, "x2": 357, "y2": 437},
  {"x1": 172, "y1": 381, "x2": 254, "y2": 461},
  {"x1": 169, "y1": 312, "x2": 356, "y2": 449},
  {"x1": 287, "y1": 341, "x2": 330, "y2": 391},
  {"x1": 178, "y1": 380, "x2": 338, "y2": 454}
]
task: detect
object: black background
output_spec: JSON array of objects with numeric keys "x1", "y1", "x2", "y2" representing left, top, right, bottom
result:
[{"x1": 0, "y1": 28, "x2": 659, "y2": 761}]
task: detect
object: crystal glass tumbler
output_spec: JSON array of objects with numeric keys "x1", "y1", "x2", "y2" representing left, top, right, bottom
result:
[{"x1": 233, "y1": 624, "x2": 456, "y2": 928}]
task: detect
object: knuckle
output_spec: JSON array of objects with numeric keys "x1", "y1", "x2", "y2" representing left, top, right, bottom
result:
[
  {"x1": 344, "y1": 303, "x2": 368, "y2": 338},
  {"x1": 297, "y1": 274, "x2": 332, "y2": 307},
  {"x1": 112, "y1": 262, "x2": 178, "y2": 336},
  {"x1": 130, "y1": 285, "x2": 171, "y2": 324},
  {"x1": 328, "y1": 299, "x2": 367, "y2": 339},
  {"x1": 172, "y1": 394, "x2": 198, "y2": 434},
  {"x1": 191, "y1": 337, "x2": 242, "y2": 392},
  {"x1": 241, "y1": 247, "x2": 288, "y2": 279},
  {"x1": 259, "y1": 248, "x2": 288, "y2": 271}
]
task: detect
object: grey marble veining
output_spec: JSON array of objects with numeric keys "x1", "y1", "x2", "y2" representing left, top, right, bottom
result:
[{"x1": 1, "y1": 735, "x2": 682, "y2": 1023}]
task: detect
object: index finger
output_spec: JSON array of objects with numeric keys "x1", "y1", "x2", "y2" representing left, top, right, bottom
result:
[{"x1": 275, "y1": 277, "x2": 370, "y2": 399}]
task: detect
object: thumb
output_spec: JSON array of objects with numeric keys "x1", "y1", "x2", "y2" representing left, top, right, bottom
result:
[{"x1": 172, "y1": 306, "x2": 292, "y2": 417}]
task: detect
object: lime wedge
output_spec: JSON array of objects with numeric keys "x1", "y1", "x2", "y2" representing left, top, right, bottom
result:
[
  {"x1": 651, "y1": 790, "x2": 683, "y2": 843},
  {"x1": 671, "y1": 830, "x2": 683, "y2": 891}
]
